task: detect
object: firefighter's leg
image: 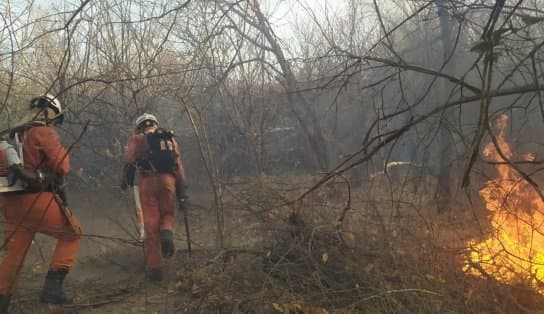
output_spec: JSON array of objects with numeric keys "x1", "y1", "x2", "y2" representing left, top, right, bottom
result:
[
  {"x1": 158, "y1": 175, "x2": 176, "y2": 231},
  {"x1": 0, "y1": 194, "x2": 43, "y2": 312},
  {"x1": 31, "y1": 195, "x2": 81, "y2": 304},
  {"x1": 16, "y1": 193, "x2": 83, "y2": 270},
  {"x1": 44, "y1": 213, "x2": 82, "y2": 271},
  {"x1": 0, "y1": 222, "x2": 34, "y2": 295},
  {"x1": 158, "y1": 174, "x2": 176, "y2": 258},
  {"x1": 143, "y1": 208, "x2": 162, "y2": 269},
  {"x1": 143, "y1": 206, "x2": 163, "y2": 281},
  {"x1": 140, "y1": 176, "x2": 163, "y2": 280}
]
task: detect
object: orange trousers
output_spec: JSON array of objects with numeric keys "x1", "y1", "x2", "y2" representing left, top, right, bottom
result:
[
  {"x1": 139, "y1": 173, "x2": 176, "y2": 269},
  {"x1": 0, "y1": 192, "x2": 81, "y2": 294}
]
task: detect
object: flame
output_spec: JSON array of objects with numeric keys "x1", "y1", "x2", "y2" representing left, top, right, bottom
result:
[{"x1": 464, "y1": 114, "x2": 544, "y2": 291}]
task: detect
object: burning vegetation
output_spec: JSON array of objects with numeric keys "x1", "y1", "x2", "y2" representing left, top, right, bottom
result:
[
  {"x1": 1, "y1": 0, "x2": 544, "y2": 313},
  {"x1": 466, "y1": 114, "x2": 544, "y2": 293}
]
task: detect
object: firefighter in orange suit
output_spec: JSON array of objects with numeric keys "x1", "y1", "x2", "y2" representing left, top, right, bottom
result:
[
  {"x1": 0, "y1": 94, "x2": 82, "y2": 313},
  {"x1": 122, "y1": 113, "x2": 187, "y2": 281}
]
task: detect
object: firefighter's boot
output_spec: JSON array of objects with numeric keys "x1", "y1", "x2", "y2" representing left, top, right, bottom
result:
[
  {"x1": 160, "y1": 230, "x2": 174, "y2": 258},
  {"x1": 149, "y1": 267, "x2": 164, "y2": 282},
  {"x1": 0, "y1": 295, "x2": 10, "y2": 314},
  {"x1": 39, "y1": 269, "x2": 73, "y2": 304}
]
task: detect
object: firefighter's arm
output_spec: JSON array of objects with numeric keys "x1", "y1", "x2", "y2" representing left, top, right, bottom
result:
[
  {"x1": 39, "y1": 129, "x2": 69, "y2": 204},
  {"x1": 36, "y1": 127, "x2": 70, "y2": 176},
  {"x1": 121, "y1": 164, "x2": 136, "y2": 190},
  {"x1": 173, "y1": 139, "x2": 188, "y2": 201},
  {"x1": 123, "y1": 135, "x2": 143, "y2": 165},
  {"x1": 173, "y1": 139, "x2": 187, "y2": 183},
  {"x1": 122, "y1": 135, "x2": 143, "y2": 189},
  {"x1": 21, "y1": 127, "x2": 69, "y2": 194}
]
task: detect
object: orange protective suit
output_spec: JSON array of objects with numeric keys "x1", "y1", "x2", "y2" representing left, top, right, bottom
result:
[
  {"x1": 124, "y1": 133, "x2": 186, "y2": 269},
  {"x1": 0, "y1": 126, "x2": 81, "y2": 294}
]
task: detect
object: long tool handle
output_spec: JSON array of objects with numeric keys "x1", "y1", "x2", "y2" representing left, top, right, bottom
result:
[
  {"x1": 52, "y1": 193, "x2": 82, "y2": 236},
  {"x1": 133, "y1": 185, "x2": 145, "y2": 242},
  {"x1": 180, "y1": 199, "x2": 192, "y2": 256}
]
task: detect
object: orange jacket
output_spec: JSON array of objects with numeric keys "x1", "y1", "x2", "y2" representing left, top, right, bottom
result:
[
  {"x1": 22, "y1": 126, "x2": 69, "y2": 176},
  {"x1": 124, "y1": 133, "x2": 186, "y2": 183}
]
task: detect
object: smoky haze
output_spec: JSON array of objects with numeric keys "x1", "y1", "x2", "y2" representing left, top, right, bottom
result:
[{"x1": 1, "y1": 0, "x2": 544, "y2": 312}]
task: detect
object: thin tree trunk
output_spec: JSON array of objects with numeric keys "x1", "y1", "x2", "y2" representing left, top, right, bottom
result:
[
  {"x1": 436, "y1": 0, "x2": 454, "y2": 212},
  {"x1": 249, "y1": 0, "x2": 330, "y2": 172},
  {"x1": 182, "y1": 97, "x2": 225, "y2": 249}
]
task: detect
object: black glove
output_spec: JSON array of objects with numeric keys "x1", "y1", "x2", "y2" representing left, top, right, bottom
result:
[
  {"x1": 53, "y1": 175, "x2": 68, "y2": 206},
  {"x1": 8, "y1": 165, "x2": 68, "y2": 200},
  {"x1": 8, "y1": 164, "x2": 46, "y2": 190},
  {"x1": 121, "y1": 164, "x2": 136, "y2": 190},
  {"x1": 160, "y1": 230, "x2": 175, "y2": 258},
  {"x1": 7, "y1": 165, "x2": 19, "y2": 186},
  {"x1": 175, "y1": 179, "x2": 188, "y2": 202}
]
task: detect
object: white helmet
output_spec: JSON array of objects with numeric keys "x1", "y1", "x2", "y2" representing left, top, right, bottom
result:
[
  {"x1": 30, "y1": 93, "x2": 64, "y2": 125},
  {"x1": 31, "y1": 93, "x2": 62, "y2": 113},
  {"x1": 135, "y1": 113, "x2": 159, "y2": 132}
]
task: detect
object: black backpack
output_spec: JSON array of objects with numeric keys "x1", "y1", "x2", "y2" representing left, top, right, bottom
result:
[{"x1": 144, "y1": 128, "x2": 176, "y2": 173}]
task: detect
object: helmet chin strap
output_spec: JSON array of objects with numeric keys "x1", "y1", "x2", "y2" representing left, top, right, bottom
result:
[
  {"x1": 136, "y1": 120, "x2": 158, "y2": 134},
  {"x1": 143, "y1": 126, "x2": 157, "y2": 134},
  {"x1": 48, "y1": 111, "x2": 64, "y2": 126},
  {"x1": 30, "y1": 108, "x2": 63, "y2": 126}
]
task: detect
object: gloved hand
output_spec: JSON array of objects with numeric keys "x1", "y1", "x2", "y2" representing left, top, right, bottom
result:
[
  {"x1": 175, "y1": 180, "x2": 188, "y2": 203},
  {"x1": 8, "y1": 164, "x2": 47, "y2": 190},
  {"x1": 120, "y1": 179, "x2": 128, "y2": 191},
  {"x1": 121, "y1": 164, "x2": 136, "y2": 190},
  {"x1": 178, "y1": 197, "x2": 189, "y2": 214},
  {"x1": 7, "y1": 165, "x2": 19, "y2": 186},
  {"x1": 53, "y1": 175, "x2": 69, "y2": 206},
  {"x1": 160, "y1": 230, "x2": 175, "y2": 258},
  {"x1": 9, "y1": 165, "x2": 68, "y2": 195}
]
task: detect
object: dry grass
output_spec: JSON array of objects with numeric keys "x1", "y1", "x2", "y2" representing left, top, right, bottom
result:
[{"x1": 7, "y1": 175, "x2": 544, "y2": 313}]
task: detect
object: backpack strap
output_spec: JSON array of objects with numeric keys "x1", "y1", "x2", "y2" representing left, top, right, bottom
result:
[{"x1": 142, "y1": 133, "x2": 158, "y2": 172}]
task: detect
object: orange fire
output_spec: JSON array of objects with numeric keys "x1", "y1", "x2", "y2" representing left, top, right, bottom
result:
[{"x1": 464, "y1": 114, "x2": 544, "y2": 290}]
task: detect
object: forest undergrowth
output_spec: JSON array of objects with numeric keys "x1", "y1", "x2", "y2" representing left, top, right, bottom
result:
[{"x1": 7, "y1": 174, "x2": 544, "y2": 313}]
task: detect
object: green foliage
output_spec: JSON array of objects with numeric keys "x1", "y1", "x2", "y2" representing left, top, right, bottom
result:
[{"x1": 470, "y1": 28, "x2": 511, "y2": 64}]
